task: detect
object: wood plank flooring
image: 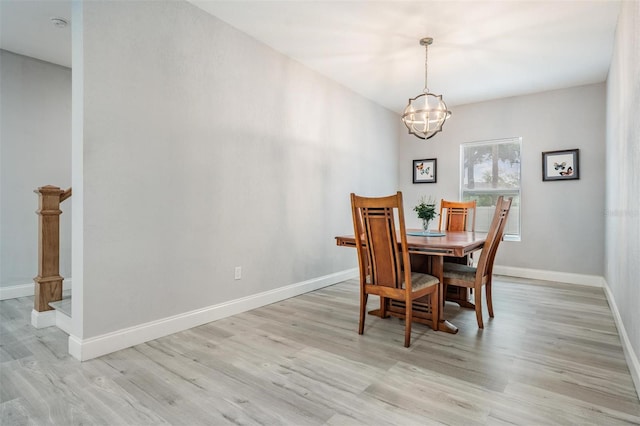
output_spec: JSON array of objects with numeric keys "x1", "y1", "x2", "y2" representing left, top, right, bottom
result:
[{"x1": 1, "y1": 276, "x2": 639, "y2": 425}]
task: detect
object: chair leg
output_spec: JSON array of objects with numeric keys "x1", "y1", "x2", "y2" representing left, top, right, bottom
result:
[
  {"x1": 404, "y1": 297, "x2": 412, "y2": 347},
  {"x1": 474, "y1": 285, "x2": 484, "y2": 328},
  {"x1": 442, "y1": 283, "x2": 448, "y2": 307},
  {"x1": 380, "y1": 297, "x2": 388, "y2": 318},
  {"x1": 431, "y1": 287, "x2": 439, "y2": 331},
  {"x1": 359, "y1": 293, "x2": 367, "y2": 335},
  {"x1": 486, "y1": 280, "x2": 494, "y2": 318}
]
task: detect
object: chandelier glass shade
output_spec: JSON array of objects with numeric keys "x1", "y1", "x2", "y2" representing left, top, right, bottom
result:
[{"x1": 401, "y1": 37, "x2": 451, "y2": 140}]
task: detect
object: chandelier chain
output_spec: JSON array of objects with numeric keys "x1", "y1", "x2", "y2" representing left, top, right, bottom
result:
[{"x1": 423, "y1": 41, "x2": 429, "y2": 93}]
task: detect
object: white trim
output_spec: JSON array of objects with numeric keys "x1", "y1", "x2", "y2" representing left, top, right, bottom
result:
[
  {"x1": 31, "y1": 309, "x2": 57, "y2": 328},
  {"x1": 56, "y1": 310, "x2": 73, "y2": 335},
  {"x1": 1, "y1": 283, "x2": 35, "y2": 300},
  {"x1": 493, "y1": 265, "x2": 603, "y2": 287},
  {"x1": 0, "y1": 279, "x2": 73, "y2": 300},
  {"x1": 68, "y1": 269, "x2": 359, "y2": 361},
  {"x1": 71, "y1": 0, "x2": 84, "y2": 341},
  {"x1": 602, "y1": 279, "x2": 640, "y2": 400}
]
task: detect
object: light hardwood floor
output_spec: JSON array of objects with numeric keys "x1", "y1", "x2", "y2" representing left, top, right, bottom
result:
[{"x1": 1, "y1": 276, "x2": 639, "y2": 425}]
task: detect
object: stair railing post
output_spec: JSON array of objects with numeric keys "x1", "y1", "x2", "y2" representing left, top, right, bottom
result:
[{"x1": 33, "y1": 185, "x2": 66, "y2": 312}]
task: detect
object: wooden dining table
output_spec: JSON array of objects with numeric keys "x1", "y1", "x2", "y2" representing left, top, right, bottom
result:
[{"x1": 335, "y1": 230, "x2": 487, "y2": 334}]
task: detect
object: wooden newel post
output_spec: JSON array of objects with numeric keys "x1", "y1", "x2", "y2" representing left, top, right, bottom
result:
[{"x1": 33, "y1": 185, "x2": 70, "y2": 312}]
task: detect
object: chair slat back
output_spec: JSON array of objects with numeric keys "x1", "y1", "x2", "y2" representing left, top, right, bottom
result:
[
  {"x1": 476, "y1": 197, "x2": 512, "y2": 276},
  {"x1": 351, "y1": 192, "x2": 409, "y2": 289},
  {"x1": 439, "y1": 200, "x2": 477, "y2": 231}
]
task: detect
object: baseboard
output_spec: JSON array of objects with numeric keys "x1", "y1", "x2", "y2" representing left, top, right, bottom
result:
[
  {"x1": 1, "y1": 279, "x2": 73, "y2": 300},
  {"x1": 56, "y1": 310, "x2": 73, "y2": 335},
  {"x1": 602, "y1": 279, "x2": 640, "y2": 400},
  {"x1": 31, "y1": 307, "x2": 73, "y2": 333},
  {"x1": 31, "y1": 309, "x2": 57, "y2": 328},
  {"x1": 1, "y1": 283, "x2": 34, "y2": 300},
  {"x1": 68, "y1": 269, "x2": 359, "y2": 361},
  {"x1": 493, "y1": 265, "x2": 604, "y2": 287}
]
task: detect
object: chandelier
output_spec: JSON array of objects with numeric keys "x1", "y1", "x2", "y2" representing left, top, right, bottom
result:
[{"x1": 401, "y1": 37, "x2": 451, "y2": 140}]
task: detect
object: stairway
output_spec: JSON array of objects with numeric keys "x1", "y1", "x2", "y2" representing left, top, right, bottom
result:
[{"x1": 47, "y1": 290, "x2": 72, "y2": 334}]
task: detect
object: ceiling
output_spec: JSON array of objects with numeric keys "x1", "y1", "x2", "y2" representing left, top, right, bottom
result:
[
  {"x1": 1, "y1": 0, "x2": 621, "y2": 113},
  {"x1": 0, "y1": 1, "x2": 72, "y2": 69}
]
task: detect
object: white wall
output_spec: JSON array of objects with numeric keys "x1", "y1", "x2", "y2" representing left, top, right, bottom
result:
[
  {"x1": 78, "y1": 1, "x2": 398, "y2": 339},
  {"x1": 399, "y1": 83, "x2": 606, "y2": 276},
  {"x1": 0, "y1": 50, "x2": 72, "y2": 292},
  {"x1": 605, "y1": 0, "x2": 640, "y2": 393}
]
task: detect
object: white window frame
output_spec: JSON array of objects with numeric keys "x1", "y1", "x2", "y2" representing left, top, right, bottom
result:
[{"x1": 460, "y1": 137, "x2": 521, "y2": 241}]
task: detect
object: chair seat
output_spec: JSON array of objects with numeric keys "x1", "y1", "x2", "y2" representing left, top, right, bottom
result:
[
  {"x1": 366, "y1": 272, "x2": 439, "y2": 291},
  {"x1": 443, "y1": 262, "x2": 477, "y2": 280},
  {"x1": 403, "y1": 272, "x2": 439, "y2": 291}
]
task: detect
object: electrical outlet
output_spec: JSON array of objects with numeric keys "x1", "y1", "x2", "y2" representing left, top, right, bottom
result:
[{"x1": 234, "y1": 266, "x2": 242, "y2": 280}]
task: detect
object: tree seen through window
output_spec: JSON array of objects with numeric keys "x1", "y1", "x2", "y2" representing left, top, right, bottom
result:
[{"x1": 460, "y1": 138, "x2": 521, "y2": 239}]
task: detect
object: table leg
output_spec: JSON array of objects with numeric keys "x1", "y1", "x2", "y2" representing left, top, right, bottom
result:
[{"x1": 432, "y1": 255, "x2": 459, "y2": 334}]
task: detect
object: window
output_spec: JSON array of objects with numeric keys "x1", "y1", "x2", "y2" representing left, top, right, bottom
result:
[{"x1": 460, "y1": 137, "x2": 521, "y2": 240}]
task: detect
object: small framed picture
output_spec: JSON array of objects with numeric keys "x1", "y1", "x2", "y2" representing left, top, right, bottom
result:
[
  {"x1": 542, "y1": 149, "x2": 579, "y2": 181},
  {"x1": 413, "y1": 158, "x2": 437, "y2": 183}
]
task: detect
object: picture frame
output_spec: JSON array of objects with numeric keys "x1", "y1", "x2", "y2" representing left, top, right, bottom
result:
[
  {"x1": 542, "y1": 149, "x2": 580, "y2": 181},
  {"x1": 413, "y1": 158, "x2": 437, "y2": 183}
]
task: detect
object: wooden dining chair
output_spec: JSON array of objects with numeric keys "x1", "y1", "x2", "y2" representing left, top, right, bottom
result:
[
  {"x1": 438, "y1": 199, "x2": 476, "y2": 232},
  {"x1": 351, "y1": 192, "x2": 440, "y2": 347},
  {"x1": 442, "y1": 196, "x2": 512, "y2": 328},
  {"x1": 439, "y1": 199, "x2": 477, "y2": 270}
]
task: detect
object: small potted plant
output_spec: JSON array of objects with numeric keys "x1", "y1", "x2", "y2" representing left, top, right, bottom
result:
[{"x1": 414, "y1": 196, "x2": 437, "y2": 233}]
